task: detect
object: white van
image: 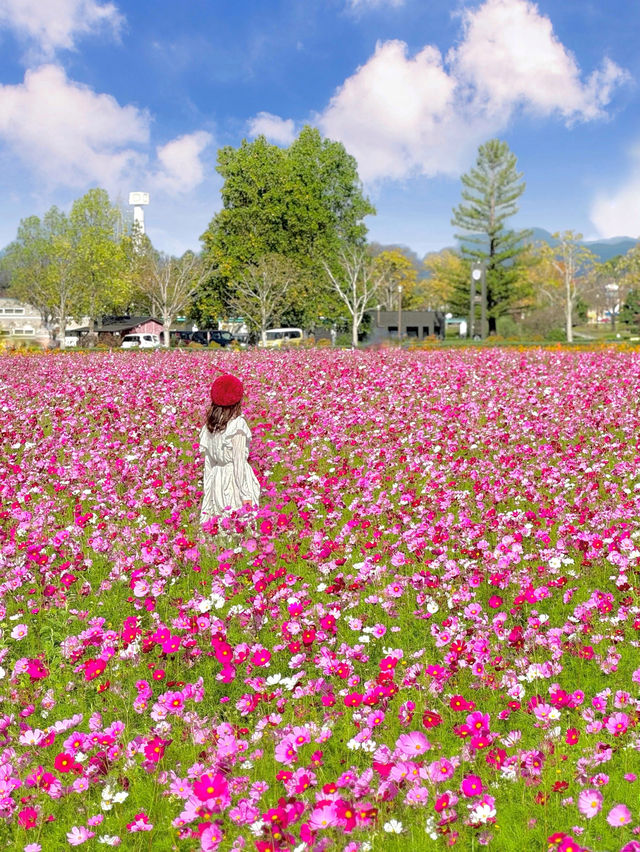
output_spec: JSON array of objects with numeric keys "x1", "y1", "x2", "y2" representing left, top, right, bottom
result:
[
  {"x1": 121, "y1": 333, "x2": 161, "y2": 349},
  {"x1": 258, "y1": 328, "x2": 304, "y2": 348}
]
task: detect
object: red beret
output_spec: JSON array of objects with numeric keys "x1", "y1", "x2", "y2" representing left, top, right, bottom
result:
[{"x1": 210, "y1": 374, "x2": 244, "y2": 407}]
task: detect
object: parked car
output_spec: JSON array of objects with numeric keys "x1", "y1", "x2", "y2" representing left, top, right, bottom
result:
[
  {"x1": 190, "y1": 329, "x2": 235, "y2": 347},
  {"x1": 170, "y1": 330, "x2": 194, "y2": 345},
  {"x1": 121, "y1": 333, "x2": 161, "y2": 349},
  {"x1": 258, "y1": 328, "x2": 304, "y2": 348}
]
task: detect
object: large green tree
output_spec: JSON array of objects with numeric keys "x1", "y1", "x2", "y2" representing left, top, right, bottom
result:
[
  {"x1": 2, "y1": 208, "x2": 81, "y2": 348},
  {"x1": 69, "y1": 189, "x2": 130, "y2": 330},
  {"x1": 198, "y1": 125, "x2": 375, "y2": 328},
  {"x1": 451, "y1": 139, "x2": 531, "y2": 334},
  {"x1": 2, "y1": 189, "x2": 132, "y2": 346}
]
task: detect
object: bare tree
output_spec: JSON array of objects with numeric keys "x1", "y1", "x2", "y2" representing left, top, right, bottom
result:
[
  {"x1": 139, "y1": 251, "x2": 211, "y2": 346},
  {"x1": 229, "y1": 255, "x2": 298, "y2": 344},
  {"x1": 322, "y1": 246, "x2": 382, "y2": 347},
  {"x1": 538, "y1": 232, "x2": 596, "y2": 342}
]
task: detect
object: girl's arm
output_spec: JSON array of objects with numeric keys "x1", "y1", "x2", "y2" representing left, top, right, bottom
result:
[{"x1": 231, "y1": 432, "x2": 247, "y2": 491}]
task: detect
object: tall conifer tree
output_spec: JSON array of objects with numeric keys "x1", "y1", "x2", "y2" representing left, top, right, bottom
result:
[{"x1": 451, "y1": 139, "x2": 531, "y2": 334}]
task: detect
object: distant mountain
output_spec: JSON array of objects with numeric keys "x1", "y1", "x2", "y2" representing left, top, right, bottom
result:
[
  {"x1": 528, "y1": 228, "x2": 637, "y2": 263},
  {"x1": 451, "y1": 228, "x2": 638, "y2": 265}
]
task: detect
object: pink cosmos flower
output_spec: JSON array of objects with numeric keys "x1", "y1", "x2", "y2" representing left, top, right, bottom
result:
[
  {"x1": 396, "y1": 731, "x2": 430, "y2": 757},
  {"x1": 428, "y1": 758, "x2": 455, "y2": 783},
  {"x1": 606, "y1": 804, "x2": 632, "y2": 826},
  {"x1": 67, "y1": 826, "x2": 95, "y2": 845},
  {"x1": 605, "y1": 712, "x2": 630, "y2": 737},
  {"x1": 577, "y1": 788, "x2": 603, "y2": 818},
  {"x1": 309, "y1": 803, "x2": 339, "y2": 830},
  {"x1": 274, "y1": 736, "x2": 298, "y2": 765}
]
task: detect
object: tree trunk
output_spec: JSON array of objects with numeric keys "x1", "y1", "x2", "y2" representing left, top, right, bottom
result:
[
  {"x1": 352, "y1": 314, "x2": 359, "y2": 348},
  {"x1": 59, "y1": 313, "x2": 67, "y2": 350},
  {"x1": 566, "y1": 292, "x2": 573, "y2": 343},
  {"x1": 163, "y1": 322, "x2": 171, "y2": 347}
]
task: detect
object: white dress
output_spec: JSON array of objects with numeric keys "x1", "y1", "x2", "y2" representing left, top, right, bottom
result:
[{"x1": 199, "y1": 415, "x2": 261, "y2": 523}]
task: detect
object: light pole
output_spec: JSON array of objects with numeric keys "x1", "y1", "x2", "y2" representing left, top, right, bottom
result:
[
  {"x1": 605, "y1": 282, "x2": 619, "y2": 332},
  {"x1": 397, "y1": 284, "x2": 403, "y2": 344},
  {"x1": 470, "y1": 262, "x2": 486, "y2": 339}
]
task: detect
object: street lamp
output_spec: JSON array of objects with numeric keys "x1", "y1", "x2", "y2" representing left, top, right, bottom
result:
[
  {"x1": 605, "y1": 282, "x2": 619, "y2": 331},
  {"x1": 397, "y1": 284, "x2": 403, "y2": 344},
  {"x1": 470, "y1": 262, "x2": 486, "y2": 339}
]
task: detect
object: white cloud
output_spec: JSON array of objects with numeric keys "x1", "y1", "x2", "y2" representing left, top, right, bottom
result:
[
  {"x1": 247, "y1": 111, "x2": 296, "y2": 146},
  {"x1": 0, "y1": 0, "x2": 123, "y2": 59},
  {"x1": 319, "y1": 40, "x2": 461, "y2": 181},
  {"x1": 309, "y1": 0, "x2": 629, "y2": 182},
  {"x1": 152, "y1": 131, "x2": 213, "y2": 195},
  {"x1": 0, "y1": 65, "x2": 148, "y2": 188},
  {"x1": 590, "y1": 148, "x2": 640, "y2": 239},
  {"x1": 450, "y1": 0, "x2": 629, "y2": 122}
]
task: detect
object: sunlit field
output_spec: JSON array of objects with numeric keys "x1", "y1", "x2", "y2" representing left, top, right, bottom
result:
[{"x1": 2, "y1": 347, "x2": 640, "y2": 852}]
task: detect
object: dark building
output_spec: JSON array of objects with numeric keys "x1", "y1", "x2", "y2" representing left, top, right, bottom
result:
[{"x1": 365, "y1": 309, "x2": 445, "y2": 344}]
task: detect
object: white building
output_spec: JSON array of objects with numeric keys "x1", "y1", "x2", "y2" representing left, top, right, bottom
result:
[
  {"x1": 0, "y1": 297, "x2": 88, "y2": 346},
  {"x1": 0, "y1": 297, "x2": 47, "y2": 344}
]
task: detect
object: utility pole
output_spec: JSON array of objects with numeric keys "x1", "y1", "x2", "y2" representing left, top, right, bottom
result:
[{"x1": 398, "y1": 284, "x2": 403, "y2": 344}]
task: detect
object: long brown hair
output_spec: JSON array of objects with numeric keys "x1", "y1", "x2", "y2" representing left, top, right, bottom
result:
[{"x1": 205, "y1": 400, "x2": 242, "y2": 433}]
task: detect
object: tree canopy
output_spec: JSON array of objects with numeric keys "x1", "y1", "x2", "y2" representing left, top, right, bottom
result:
[{"x1": 198, "y1": 126, "x2": 375, "y2": 328}]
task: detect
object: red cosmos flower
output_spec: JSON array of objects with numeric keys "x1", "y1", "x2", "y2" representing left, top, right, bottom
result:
[
  {"x1": 485, "y1": 748, "x2": 507, "y2": 768},
  {"x1": 344, "y1": 693, "x2": 363, "y2": 708},
  {"x1": 335, "y1": 799, "x2": 357, "y2": 832},
  {"x1": 449, "y1": 695, "x2": 474, "y2": 712},
  {"x1": 422, "y1": 710, "x2": 443, "y2": 729},
  {"x1": 54, "y1": 752, "x2": 74, "y2": 773},
  {"x1": 379, "y1": 656, "x2": 397, "y2": 672},
  {"x1": 276, "y1": 771, "x2": 292, "y2": 782},
  {"x1": 302, "y1": 629, "x2": 316, "y2": 645}
]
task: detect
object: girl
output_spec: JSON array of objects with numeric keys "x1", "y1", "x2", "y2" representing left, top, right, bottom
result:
[{"x1": 199, "y1": 374, "x2": 260, "y2": 524}]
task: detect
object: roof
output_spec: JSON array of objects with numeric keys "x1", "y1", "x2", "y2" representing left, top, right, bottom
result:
[{"x1": 97, "y1": 316, "x2": 160, "y2": 333}]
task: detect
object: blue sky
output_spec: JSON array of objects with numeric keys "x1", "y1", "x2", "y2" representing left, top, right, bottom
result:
[{"x1": 0, "y1": 0, "x2": 639, "y2": 258}]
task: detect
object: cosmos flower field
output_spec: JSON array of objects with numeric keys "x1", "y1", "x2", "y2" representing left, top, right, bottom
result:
[{"x1": 2, "y1": 346, "x2": 640, "y2": 852}]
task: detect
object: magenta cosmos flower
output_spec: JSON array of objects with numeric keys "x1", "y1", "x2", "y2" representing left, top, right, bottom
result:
[{"x1": 460, "y1": 775, "x2": 484, "y2": 797}]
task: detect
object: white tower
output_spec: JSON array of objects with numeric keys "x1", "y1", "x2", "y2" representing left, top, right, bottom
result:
[{"x1": 128, "y1": 192, "x2": 149, "y2": 235}]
